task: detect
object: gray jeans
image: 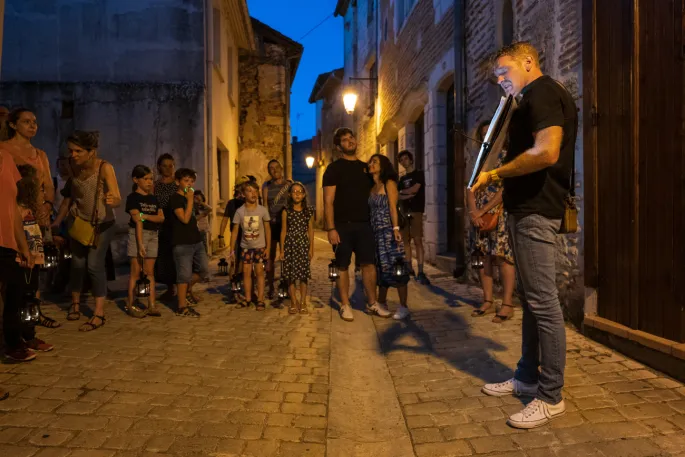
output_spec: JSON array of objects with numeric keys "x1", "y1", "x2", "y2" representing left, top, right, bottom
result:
[{"x1": 509, "y1": 214, "x2": 565, "y2": 405}]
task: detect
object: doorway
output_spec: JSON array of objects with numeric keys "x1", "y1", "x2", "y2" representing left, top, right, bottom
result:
[{"x1": 445, "y1": 84, "x2": 456, "y2": 253}]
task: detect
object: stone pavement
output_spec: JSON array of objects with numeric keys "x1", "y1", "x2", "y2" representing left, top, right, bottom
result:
[{"x1": 0, "y1": 233, "x2": 684, "y2": 457}]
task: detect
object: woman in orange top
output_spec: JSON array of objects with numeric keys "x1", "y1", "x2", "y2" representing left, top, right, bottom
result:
[{"x1": 0, "y1": 108, "x2": 55, "y2": 228}]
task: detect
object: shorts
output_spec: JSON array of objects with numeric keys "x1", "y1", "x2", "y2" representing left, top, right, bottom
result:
[
  {"x1": 334, "y1": 222, "x2": 375, "y2": 269},
  {"x1": 173, "y1": 241, "x2": 209, "y2": 284},
  {"x1": 127, "y1": 228, "x2": 159, "y2": 258},
  {"x1": 401, "y1": 212, "x2": 424, "y2": 240},
  {"x1": 241, "y1": 247, "x2": 267, "y2": 264}
]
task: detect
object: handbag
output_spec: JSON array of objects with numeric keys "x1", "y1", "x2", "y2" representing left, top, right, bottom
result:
[
  {"x1": 559, "y1": 135, "x2": 578, "y2": 234},
  {"x1": 68, "y1": 161, "x2": 105, "y2": 247},
  {"x1": 479, "y1": 204, "x2": 503, "y2": 233}
]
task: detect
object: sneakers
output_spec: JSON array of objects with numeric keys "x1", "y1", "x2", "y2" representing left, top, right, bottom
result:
[
  {"x1": 5, "y1": 346, "x2": 36, "y2": 362},
  {"x1": 481, "y1": 378, "x2": 538, "y2": 397},
  {"x1": 416, "y1": 273, "x2": 431, "y2": 285},
  {"x1": 176, "y1": 307, "x2": 201, "y2": 318},
  {"x1": 507, "y1": 398, "x2": 566, "y2": 429},
  {"x1": 339, "y1": 304, "x2": 354, "y2": 322},
  {"x1": 366, "y1": 302, "x2": 392, "y2": 318},
  {"x1": 393, "y1": 305, "x2": 410, "y2": 320},
  {"x1": 25, "y1": 338, "x2": 54, "y2": 353}
]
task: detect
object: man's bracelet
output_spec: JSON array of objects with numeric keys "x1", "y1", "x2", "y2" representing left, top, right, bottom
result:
[{"x1": 327, "y1": 228, "x2": 336, "y2": 232}]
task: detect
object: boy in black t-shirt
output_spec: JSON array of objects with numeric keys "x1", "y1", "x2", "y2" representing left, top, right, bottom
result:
[
  {"x1": 170, "y1": 168, "x2": 209, "y2": 317},
  {"x1": 397, "y1": 150, "x2": 430, "y2": 285}
]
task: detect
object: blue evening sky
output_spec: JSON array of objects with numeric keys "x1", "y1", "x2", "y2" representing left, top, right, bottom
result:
[{"x1": 246, "y1": 0, "x2": 343, "y2": 141}]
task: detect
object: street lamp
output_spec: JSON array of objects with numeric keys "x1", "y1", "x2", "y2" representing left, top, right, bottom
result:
[
  {"x1": 305, "y1": 155, "x2": 315, "y2": 169},
  {"x1": 343, "y1": 91, "x2": 358, "y2": 114}
]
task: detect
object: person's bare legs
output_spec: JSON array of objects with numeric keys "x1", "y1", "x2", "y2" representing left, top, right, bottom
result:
[
  {"x1": 415, "y1": 236, "x2": 425, "y2": 268},
  {"x1": 497, "y1": 258, "x2": 516, "y2": 318},
  {"x1": 336, "y1": 268, "x2": 351, "y2": 307},
  {"x1": 243, "y1": 263, "x2": 253, "y2": 302},
  {"x1": 398, "y1": 285, "x2": 408, "y2": 307},
  {"x1": 478, "y1": 256, "x2": 495, "y2": 312},
  {"x1": 255, "y1": 263, "x2": 266, "y2": 303},
  {"x1": 266, "y1": 242, "x2": 278, "y2": 297},
  {"x1": 127, "y1": 257, "x2": 142, "y2": 309},
  {"x1": 143, "y1": 258, "x2": 157, "y2": 310},
  {"x1": 300, "y1": 282, "x2": 308, "y2": 308},
  {"x1": 378, "y1": 286, "x2": 388, "y2": 304},
  {"x1": 288, "y1": 283, "x2": 299, "y2": 310},
  {"x1": 177, "y1": 283, "x2": 189, "y2": 310},
  {"x1": 360, "y1": 264, "x2": 378, "y2": 305},
  {"x1": 403, "y1": 234, "x2": 413, "y2": 270}
]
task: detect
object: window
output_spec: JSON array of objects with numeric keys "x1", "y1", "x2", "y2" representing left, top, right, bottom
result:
[
  {"x1": 213, "y1": 8, "x2": 221, "y2": 70},
  {"x1": 227, "y1": 46, "x2": 234, "y2": 104},
  {"x1": 502, "y1": 0, "x2": 514, "y2": 45},
  {"x1": 217, "y1": 145, "x2": 229, "y2": 202},
  {"x1": 396, "y1": 0, "x2": 416, "y2": 30}
]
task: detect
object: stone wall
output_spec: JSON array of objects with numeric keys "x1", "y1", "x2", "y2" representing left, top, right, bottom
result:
[
  {"x1": 463, "y1": 0, "x2": 584, "y2": 322},
  {"x1": 238, "y1": 42, "x2": 290, "y2": 186},
  {"x1": 2, "y1": 0, "x2": 205, "y2": 84}
]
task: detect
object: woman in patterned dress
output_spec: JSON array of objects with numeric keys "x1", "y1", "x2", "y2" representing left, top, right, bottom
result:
[
  {"x1": 154, "y1": 153, "x2": 178, "y2": 300},
  {"x1": 280, "y1": 182, "x2": 314, "y2": 314},
  {"x1": 468, "y1": 121, "x2": 515, "y2": 323},
  {"x1": 368, "y1": 154, "x2": 410, "y2": 320}
]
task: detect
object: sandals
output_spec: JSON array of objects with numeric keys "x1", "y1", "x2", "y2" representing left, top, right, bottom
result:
[
  {"x1": 289, "y1": 299, "x2": 299, "y2": 314},
  {"x1": 255, "y1": 301, "x2": 266, "y2": 311},
  {"x1": 39, "y1": 311, "x2": 61, "y2": 328},
  {"x1": 147, "y1": 306, "x2": 162, "y2": 317},
  {"x1": 126, "y1": 304, "x2": 148, "y2": 319},
  {"x1": 299, "y1": 306, "x2": 309, "y2": 315},
  {"x1": 492, "y1": 304, "x2": 515, "y2": 323},
  {"x1": 235, "y1": 297, "x2": 249, "y2": 309},
  {"x1": 67, "y1": 303, "x2": 81, "y2": 321},
  {"x1": 176, "y1": 307, "x2": 200, "y2": 318},
  {"x1": 79, "y1": 315, "x2": 105, "y2": 332},
  {"x1": 471, "y1": 300, "x2": 493, "y2": 317}
]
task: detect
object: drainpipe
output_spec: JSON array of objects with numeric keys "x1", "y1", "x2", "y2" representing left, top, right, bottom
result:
[
  {"x1": 204, "y1": 1, "x2": 214, "y2": 251},
  {"x1": 452, "y1": 0, "x2": 466, "y2": 277}
]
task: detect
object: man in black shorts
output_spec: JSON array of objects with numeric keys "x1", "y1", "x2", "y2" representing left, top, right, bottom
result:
[{"x1": 323, "y1": 128, "x2": 391, "y2": 321}]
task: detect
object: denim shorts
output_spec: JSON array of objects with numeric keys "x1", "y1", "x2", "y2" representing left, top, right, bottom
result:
[
  {"x1": 173, "y1": 241, "x2": 209, "y2": 284},
  {"x1": 127, "y1": 228, "x2": 159, "y2": 258}
]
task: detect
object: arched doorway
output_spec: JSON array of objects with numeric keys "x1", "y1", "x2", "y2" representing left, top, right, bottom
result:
[{"x1": 445, "y1": 83, "x2": 456, "y2": 253}]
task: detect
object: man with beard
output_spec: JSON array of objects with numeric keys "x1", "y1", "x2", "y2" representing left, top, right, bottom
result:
[
  {"x1": 471, "y1": 41, "x2": 577, "y2": 429},
  {"x1": 323, "y1": 128, "x2": 391, "y2": 321}
]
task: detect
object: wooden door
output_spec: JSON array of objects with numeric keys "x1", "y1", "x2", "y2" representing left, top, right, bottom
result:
[{"x1": 588, "y1": 0, "x2": 685, "y2": 341}]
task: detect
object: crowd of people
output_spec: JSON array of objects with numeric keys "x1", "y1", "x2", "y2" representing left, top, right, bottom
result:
[{"x1": 0, "y1": 40, "x2": 576, "y2": 431}]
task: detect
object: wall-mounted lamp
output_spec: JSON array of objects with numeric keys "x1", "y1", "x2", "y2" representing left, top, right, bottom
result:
[
  {"x1": 305, "y1": 155, "x2": 315, "y2": 169},
  {"x1": 342, "y1": 77, "x2": 378, "y2": 115}
]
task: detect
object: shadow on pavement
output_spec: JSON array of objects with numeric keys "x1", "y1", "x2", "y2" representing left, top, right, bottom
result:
[{"x1": 377, "y1": 309, "x2": 515, "y2": 385}]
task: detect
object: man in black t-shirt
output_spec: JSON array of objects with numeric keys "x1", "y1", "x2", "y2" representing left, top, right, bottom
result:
[
  {"x1": 323, "y1": 128, "x2": 390, "y2": 322},
  {"x1": 471, "y1": 42, "x2": 577, "y2": 429},
  {"x1": 397, "y1": 150, "x2": 430, "y2": 285}
]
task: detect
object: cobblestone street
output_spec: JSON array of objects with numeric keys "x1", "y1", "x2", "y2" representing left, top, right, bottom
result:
[{"x1": 1, "y1": 234, "x2": 684, "y2": 457}]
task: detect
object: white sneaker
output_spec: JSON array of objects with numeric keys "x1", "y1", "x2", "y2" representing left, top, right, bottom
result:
[
  {"x1": 507, "y1": 398, "x2": 566, "y2": 429},
  {"x1": 339, "y1": 305, "x2": 354, "y2": 322},
  {"x1": 393, "y1": 306, "x2": 410, "y2": 320},
  {"x1": 481, "y1": 378, "x2": 538, "y2": 397},
  {"x1": 366, "y1": 302, "x2": 391, "y2": 318}
]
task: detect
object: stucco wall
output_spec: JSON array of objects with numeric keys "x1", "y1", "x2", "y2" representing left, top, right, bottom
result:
[
  {"x1": 2, "y1": 0, "x2": 205, "y2": 83},
  {"x1": 0, "y1": 82, "x2": 205, "y2": 263}
]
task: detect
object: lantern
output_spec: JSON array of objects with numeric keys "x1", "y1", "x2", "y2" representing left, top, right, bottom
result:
[
  {"x1": 20, "y1": 290, "x2": 40, "y2": 325},
  {"x1": 42, "y1": 245, "x2": 59, "y2": 270},
  {"x1": 393, "y1": 258, "x2": 407, "y2": 278},
  {"x1": 218, "y1": 258, "x2": 229, "y2": 276},
  {"x1": 343, "y1": 91, "x2": 358, "y2": 114},
  {"x1": 136, "y1": 273, "x2": 151, "y2": 298},
  {"x1": 470, "y1": 248, "x2": 485, "y2": 270},
  {"x1": 231, "y1": 273, "x2": 243, "y2": 293},
  {"x1": 62, "y1": 246, "x2": 72, "y2": 260},
  {"x1": 277, "y1": 280, "x2": 289, "y2": 299},
  {"x1": 328, "y1": 259, "x2": 339, "y2": 282}
]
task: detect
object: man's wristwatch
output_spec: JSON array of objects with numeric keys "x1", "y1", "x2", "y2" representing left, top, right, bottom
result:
[{"x1": 393, "y1": 226, "x2": 400, "y2": 231}]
